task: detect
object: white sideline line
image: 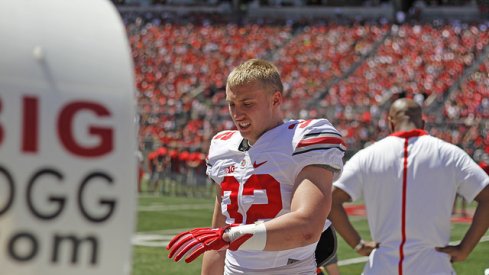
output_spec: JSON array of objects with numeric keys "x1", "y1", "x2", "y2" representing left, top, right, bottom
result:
[
  {"x1": 449, "y1": 234, "x2": 489, "y2": 245},
  {"x1": 133, "y1": 233, "x2": 489, "y2": 266},
  {"x1": 138, "y1": 204, "x2": 213, "y2": 211},
  {"x1": 132, "y1": 234, "x2": 172, "y2": 247},
  {"x1": 132, "y1": 229, "x2": 194, "y2": 247},
  {"x1": 338, "y1": 256, "x2": 369, "y2": 266},
  {"x1": 338, "y1": 235, "x2": 489, "y2": 266}
]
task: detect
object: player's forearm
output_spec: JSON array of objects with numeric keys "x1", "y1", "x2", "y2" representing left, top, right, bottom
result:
[
  {"x1": 221, "y1": 209, "x2": 326, "y2": 251},
  {"x1": 257, "y1": 172, "x2": 332, "y2": 251},
  {"x1": 261, "y1": 210, "x2": 327, "y2": 250},
  {"x1": 202, "y1": 191, "x2": 227, "y2": 273},
  {"x1": 201, "y1": 250, "x2": 225, "y2": 275},
  {"x1": 246, "y1": 166, "x2": 334, "y2": 251},
  {"x1": 329, "y1": 202, "x2": 362, "y2": 249},
  {"x1": 459, "y1": 196, "x2": 489, "y2": 256}
]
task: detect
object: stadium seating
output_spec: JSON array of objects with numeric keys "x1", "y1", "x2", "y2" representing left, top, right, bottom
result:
[
  {"x1": 445, "y1": 54, "x2": 489, "y2": 119},
  {"x1": 275, "y1": 23, "x2": 389, "y2": 118},
  {"x1": 128, "y1": 17, "x2": 293, "y2": 153},
  {"x1": 126, "y1": 14, "x2": 489, "y2": 177}
]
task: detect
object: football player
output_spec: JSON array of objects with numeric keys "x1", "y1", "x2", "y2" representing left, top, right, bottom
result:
[
  {"x1": 330, "y1": 98, "x2": 489, "y2": 274},
  {"x1": 167, "y1": 59, "x2": 345, "y2": 274}
]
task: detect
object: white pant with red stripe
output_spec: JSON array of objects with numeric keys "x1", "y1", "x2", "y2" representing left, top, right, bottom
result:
[{"x1": 363, "y1": 246, "x2": 455, "y2": 275}]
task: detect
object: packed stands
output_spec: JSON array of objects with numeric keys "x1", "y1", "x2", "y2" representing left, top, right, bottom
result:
[
  {"x1": 441, "y1": 50, "x2": 489, "y2": 163},
  {"x1": 125, "y1": 12, "x2": 489, "y2": 188},
  {"x1": 323, "y1": 22, "x2": 489, "y2": 151},
  {"x1": 327, "y1": 23, "x2": 489, "y2": 107},
  {"x1": 275, "y1": 22, "x2": 389, "y2": 118},
  {"x1": 445, "y1": 51, "x2": 489, "y2": 120},
  {"x1": 128, "y1": 14, "x2": 293, "y2": 154}
]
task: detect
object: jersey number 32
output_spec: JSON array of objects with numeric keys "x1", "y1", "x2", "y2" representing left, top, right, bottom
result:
[{"x1": 221, "y1": 174, "x2": 282, "y2": 224}]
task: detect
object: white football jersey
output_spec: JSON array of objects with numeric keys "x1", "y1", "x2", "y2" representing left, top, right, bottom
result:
[
  {"x1": 334, "y1": 129, "x2": 489, "y2": 275},
  {"x1": 206, "y1": 119, "x2": 345, "y2": 270}
]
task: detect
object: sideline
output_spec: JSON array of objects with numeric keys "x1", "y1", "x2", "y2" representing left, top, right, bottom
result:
[
  {"x1": 133, "y1": 232, "x2": 489, "y2": 267},
  {"x1": 138, "y1": 204, "x2": 213, "y2": 211}
]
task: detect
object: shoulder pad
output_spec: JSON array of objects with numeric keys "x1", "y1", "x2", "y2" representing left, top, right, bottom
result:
[
  {"x1": 292, "y1": 119, "x2": 346, "y2": 155},
  {"x1": 207, "y1": 130, "x2": 241, "y2": 165}
]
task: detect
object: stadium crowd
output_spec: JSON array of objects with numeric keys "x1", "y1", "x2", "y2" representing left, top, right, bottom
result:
[{"x1": 126, "y1": 12, "x2": 489, "y2": 189}]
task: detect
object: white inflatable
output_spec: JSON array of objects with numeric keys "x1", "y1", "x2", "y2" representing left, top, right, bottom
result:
[{"x1": 0, "y1": 0, "x2": 137, "y2": 274}]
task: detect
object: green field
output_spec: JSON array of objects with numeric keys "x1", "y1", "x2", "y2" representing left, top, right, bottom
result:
[{"x1": 132, "y1": 195, "x2": 489, "y2": 275}]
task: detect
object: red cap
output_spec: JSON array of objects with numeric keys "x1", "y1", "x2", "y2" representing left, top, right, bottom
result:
[{"x1": 157, "y1": 147, "x2": 168, "y2": 156}]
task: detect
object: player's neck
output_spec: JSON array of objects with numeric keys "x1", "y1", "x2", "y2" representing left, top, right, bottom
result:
[
  {"x1": 248, "y1": 120, "x2": 284, "y2": 146},
  {"x1": 394, "y1": 122, "x2": 420, "y2": 133}
]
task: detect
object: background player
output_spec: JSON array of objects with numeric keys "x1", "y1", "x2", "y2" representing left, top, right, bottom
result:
[
  {"x1": 329, "y1": 98, "x2": 489, "y2": 274},
  {"x1": 166, "y1": 59, "x2": 345, "y2": 274}
]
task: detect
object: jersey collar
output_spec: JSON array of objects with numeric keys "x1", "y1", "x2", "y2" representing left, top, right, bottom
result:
[
  {"x1": 389, "y1": 129, "x2": 428, "y2": 138},
  {"x1": 241, "y1": 121, "x2": 289, "y2": 151}
]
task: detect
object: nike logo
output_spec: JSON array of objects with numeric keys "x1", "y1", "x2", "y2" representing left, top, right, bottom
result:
[{"x1": 253, "y1": 160, "x2": 267, "y2": 168}]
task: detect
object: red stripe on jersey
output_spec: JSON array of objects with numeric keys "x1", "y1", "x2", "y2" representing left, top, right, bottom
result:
[
  {"x1": 398, "y1": 137, "x2": 409, "y2": 275},
  {"x1": 214, "y1": 131, "x2": 236, "y2": 141},
  {"x1": 297, "y1": 136, "x2": 345, "y2": 148},
  {"x1": 390, "y1": 129, "x2": 427, "y2": 139}
]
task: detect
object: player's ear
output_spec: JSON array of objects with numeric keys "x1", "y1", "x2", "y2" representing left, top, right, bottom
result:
[
  {"x1": 387, "y1": 116, "x2": 394, "y2": 132},
  {"x1": 272, "y1": 91, "x2": 282, "y2": 106}
]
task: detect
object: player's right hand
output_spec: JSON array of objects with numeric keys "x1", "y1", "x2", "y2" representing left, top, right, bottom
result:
[
  {"x1": 166, "y1": 226, "x2": 230, "y2": 263},
  {"x1": 166, "y1": 224, "x2": 255, "y2": 263}
]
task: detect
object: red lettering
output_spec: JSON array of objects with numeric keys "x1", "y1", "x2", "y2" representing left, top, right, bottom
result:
[
  {"x1": 0, "y1": 98, "x2": 3, "y2": 146},
  {"x1": 214, "y1": 131, "x2": 235, "y2": 141},
  {"x1": 221, "y1": 174, "x2": 282, "y2": 224},
  {"x1": 221, "y1": 176, "x2": 243, "y2": 224},
  {"x1": 58, "y1": 102, "x2": 113, "y2": 157},
  {"x1": 225, "y1": 165, "x2": 236, "y2": 174},
  {"x1": 299, "y1": 119, "x2": 313, "y2": 128},
  {"x1": 22, "y1": 97, "x2": 39, "y2": 153},
  {"x1": 242, "y1": 174, "x2": 282, "y2": 224}
]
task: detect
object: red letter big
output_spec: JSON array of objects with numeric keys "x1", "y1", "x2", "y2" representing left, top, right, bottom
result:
[
  {"x1": 0, "y1": 98, "x2": 3, "y2": 146},
  {"x1": 58, "y1": 102, "x2": 113, "y2": 157},
  {"x1": 22, "y1": 97, "x2": 39, "y2": 153}
]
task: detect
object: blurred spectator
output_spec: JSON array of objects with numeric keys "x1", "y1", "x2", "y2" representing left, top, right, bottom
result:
[
  {"x1": 125, "y1": 13, "x2": 489, "y2": 189},
  {"x1": 137, "y1": 147, "x2": 144, "y2": 193}
]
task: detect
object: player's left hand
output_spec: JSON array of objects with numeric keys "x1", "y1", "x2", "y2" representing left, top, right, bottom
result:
[
  {"x1": 166, "y1": 226, "x2": 230, "y2": 263},
  {"x1": 435, "y1": 244, "x2": 469, "y2": 262}
]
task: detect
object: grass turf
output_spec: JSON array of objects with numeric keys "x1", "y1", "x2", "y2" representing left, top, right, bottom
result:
[{"x1": 133, "y1": 195, "x2": 489, "y2": 275}]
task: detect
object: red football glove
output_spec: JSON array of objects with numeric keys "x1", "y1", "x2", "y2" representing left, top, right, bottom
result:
[{"x1": 166, "y1": 225, "x2": 252, "y2": 263}]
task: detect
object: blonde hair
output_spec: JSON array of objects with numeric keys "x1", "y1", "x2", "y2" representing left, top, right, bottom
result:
[{"x1": 226, "y1": 59, "x2": 283, "y2": 94}]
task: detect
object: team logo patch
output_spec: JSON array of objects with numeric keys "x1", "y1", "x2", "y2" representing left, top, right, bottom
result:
[
  {"x1": 225, "y1": 165, "x2": 236, "y2": 174},
  {"x1": 253, "y1": 160, "x2": 267, "y2": 168},
  {"x1": 240, "y1": 159, "x2": 246, "y2": 167}
]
